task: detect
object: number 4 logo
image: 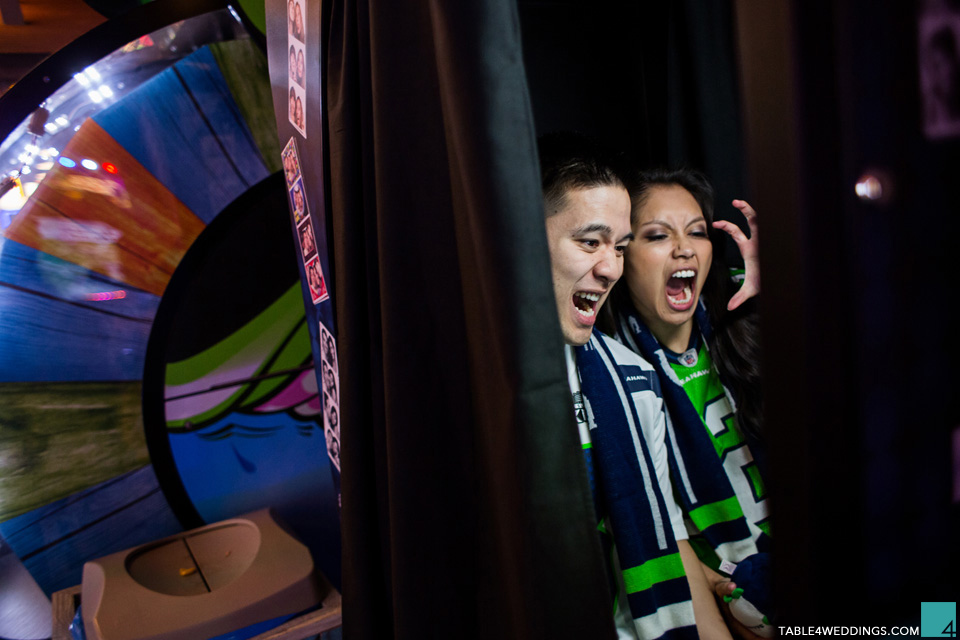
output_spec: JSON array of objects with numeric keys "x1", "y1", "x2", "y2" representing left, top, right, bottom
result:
[{"x1": 921, "y1": 602, "x2": 957, "y2": 638}]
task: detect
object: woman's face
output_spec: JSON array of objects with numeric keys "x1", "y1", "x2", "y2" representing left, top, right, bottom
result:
[
  {"x1": 295, "y1": 98, "x2": 303, "y2": 126},
  {"x1": 297, "y1": 52, "x2": 305, "y2": 81},
  {"x1": 289, "y1": 49, "x2": 297, "y2": 78},
  {"x1": 288, "y1": 0, "x2": 294, "y2": 25},
  {"x1": 289, "y1": 93, "x2": 296, "y2": 118},
  {"x1": 625, "y1": 184, "x2": 713, "y2": 338},
  {"x1": 295, "y1": 5, "x2": 303, "y2": 34}
]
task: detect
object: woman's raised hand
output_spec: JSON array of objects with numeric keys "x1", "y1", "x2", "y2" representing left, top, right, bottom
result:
[{"x1": 713, "y1": 199, "x2": 759, "y2": 311}]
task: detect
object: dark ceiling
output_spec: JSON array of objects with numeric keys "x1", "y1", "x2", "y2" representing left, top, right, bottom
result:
[{"x1": 0, "y1": 0, "x2": 105, "y2": 96}]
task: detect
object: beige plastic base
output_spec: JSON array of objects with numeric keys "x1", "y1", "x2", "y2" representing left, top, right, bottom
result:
[{"x1": 81, "y1": 509, "x2": 323, "y2": 640}]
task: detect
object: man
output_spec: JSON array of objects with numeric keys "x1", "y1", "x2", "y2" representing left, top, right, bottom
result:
[{"x1": 539, "y1": 132, "x2": 729, "y2": 640}]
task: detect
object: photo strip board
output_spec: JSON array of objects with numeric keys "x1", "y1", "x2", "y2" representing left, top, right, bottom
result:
[
  {"x1": 282, "y1": 137, "x2": 329, "y2": 305},
  {"x1": 287, "y1": 0, "x2": 307, "y2": 136}
]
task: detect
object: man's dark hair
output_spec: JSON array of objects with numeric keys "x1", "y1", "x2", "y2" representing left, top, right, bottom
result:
[{"x1": 538, "y1": 131, "x2": 626, "y2": 215}]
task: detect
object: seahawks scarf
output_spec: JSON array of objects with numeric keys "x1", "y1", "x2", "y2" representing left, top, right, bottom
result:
[
  {"x1": 576, "y1": 332, "x2": 697, "y2": 639},
  {"x1": 611, "y1": 300, "x2": 771, "y2": 568}
]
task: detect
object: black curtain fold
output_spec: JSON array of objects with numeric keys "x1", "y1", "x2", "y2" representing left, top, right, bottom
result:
[
  {"x1": 667, "y1": 0, "x2": 747, "y2": 232},
  {"x1": 325, "y1": 1, "x2": 615, "y2": 637}
]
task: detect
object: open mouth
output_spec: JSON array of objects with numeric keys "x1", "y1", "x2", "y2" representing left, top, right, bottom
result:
[
  {"x1": 665, "y1": 269, "x2": 696, "y2": 310},
  {"x1": 573, "y1": 291, "x2": 601, "y2": 320}
]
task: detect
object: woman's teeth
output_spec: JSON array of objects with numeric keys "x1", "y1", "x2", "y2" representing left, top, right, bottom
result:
[
  {"x1": 667, "y1": 287, "x2": 693, "y2": 305},
  {"x1": 671, "y1": 269, "x2": 695, "y2": 278}
]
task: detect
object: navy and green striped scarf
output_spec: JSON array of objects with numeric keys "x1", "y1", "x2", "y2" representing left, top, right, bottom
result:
[
  {"x1": 611, "y1": 301, "x2": 770, "y2": 568},
  {"x1": 576, "y1": 332, "x2": 697, "y2": 639}
]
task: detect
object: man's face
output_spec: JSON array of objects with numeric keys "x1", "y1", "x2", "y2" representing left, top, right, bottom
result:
[{"x1": 545, "y1": 185, "x2": 632, "y2": 346}]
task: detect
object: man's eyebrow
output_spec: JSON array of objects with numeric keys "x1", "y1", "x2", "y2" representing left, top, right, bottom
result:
[{"x1": 572, "y1": 223, "x2": 614, "y2": 236}]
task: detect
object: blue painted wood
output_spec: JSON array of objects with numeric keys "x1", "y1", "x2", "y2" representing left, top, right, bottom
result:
[
  {"x1": 92, "y1": 46, "x2": 269, "y2": 223},
  {"x1": 0, "y1": 465, "x2": 183, "y2": 596},
  {"x1": 0, "y1": 240, "x2": 159, "y2": 382}
]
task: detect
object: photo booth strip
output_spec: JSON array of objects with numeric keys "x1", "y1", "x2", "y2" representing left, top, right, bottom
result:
[
  {"x1": 287, "y1": 0, "x2": 307, "y2": 138},
  {"x1": 289, "y1": 177, "x2": 307, "y2": 225},
  {"x1": 288, "y1": 82, "x2": 306, "y2": 137},
  {"x1": 319, "y1": 323, "x2": 340, "y2": 471},
  {"x1": 304, "y1": 255, "x2": 329, "y2": 304},
  {"x1": 297, "y1": 216, "x2": 318, "y2": 261},
  {"x1": 281, "y1": 138, "x2": 301, "y2": 187}
]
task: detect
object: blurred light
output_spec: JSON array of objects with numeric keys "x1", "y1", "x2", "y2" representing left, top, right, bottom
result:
[
  {"x1": 20, "y1": 166, "x2": 30, "y2": 175},
  {"x1": 73, "y1": 72, "x2": 90, "y2": 87},
  {"x1": 59, "y1": 157, "x2": 76, "y2": 168},
  {"x1": 24, "y1": 143, "x2": 39, "y2": 154},
  {"x1": 85, "y1": 289, "x2": 126, "y2": 301},
  {"x1": 0, "y1": 181, "x2": 37, "y2": 212},
  {"x1": 98, "y1": 84, "x2": 114, "y2": 98},
  {"x1": 73, "y1": 125, "x2": 81, "y2": 132},
  {"x1": 17, "y1": 153, "x2": 29, "y2": 164},
  {"x1": 47, "y1": 148, "x2": 59, "y2": 156},
  {"x1": 81, "y1": 159, "x2": 98, "y2": 170},
  {"x1": 85, "y1": 66, "x2": 101, "y2": 82},
  {"x1": 43, "y1": 123, "x2": 58, "y2": 134},
  {"x1": 55, "y1": 116, "x2": 69, "y2": 127},
  {"x1": 88, "y1": 89, "x2": 103, "y2": 104},
  {"x1": 103, "y1": 162, "x2": 118, "y2": 174},
  {"x1": 855, "y1": 174, "x2": 883, "y2": 201}
]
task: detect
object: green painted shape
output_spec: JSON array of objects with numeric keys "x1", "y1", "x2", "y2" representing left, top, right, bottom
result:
[
  {"x1": 757, "y1": 520, "x2": 772, "y2": 537},
  {"x1": 209, "y1": 39, "x2": 281, "y2": 172},
  {"x1": 165, "y1": 285, "x2": 307, "y2": 428},
  {"x1": 166, "y1": 285, "x2": 303, "y2": 385},
  {"x1": 688, "y1": 495, "x2": 745, "y2": 532},
  {"x1": 236, "y1": 0, "x2": 266, "y2": 35},
  {"x1": 241, "y1": 320, "x2": 312, "y2": 407},
  {"x1": 622, "y1": 552, "x2": 685, "y2": 594}
]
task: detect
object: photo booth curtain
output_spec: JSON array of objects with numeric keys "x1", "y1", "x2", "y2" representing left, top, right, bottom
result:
[{"x1": 324, "y1": 1, "x2": 615, "y2": 638}]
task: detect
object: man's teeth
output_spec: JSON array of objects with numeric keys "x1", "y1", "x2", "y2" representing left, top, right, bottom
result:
[
  {"x1": 575, "y1": 292, "x2": 600, "y2": 316},
  {"x1": 667, "y1": 287, "x2": 693, "y2": 305},
  {"x1": 671, "y1": 269, "x2": 695, "y2": 278}
]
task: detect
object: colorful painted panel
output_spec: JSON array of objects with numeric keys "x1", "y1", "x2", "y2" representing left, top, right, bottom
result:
[{"x1": 5, "y1": 120, "x2": 204, "y2": 297}]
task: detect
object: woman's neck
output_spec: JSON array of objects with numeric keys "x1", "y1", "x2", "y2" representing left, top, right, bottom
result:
[{"x1": 645, "y1": 316, "x2": 694, "y2": 354}]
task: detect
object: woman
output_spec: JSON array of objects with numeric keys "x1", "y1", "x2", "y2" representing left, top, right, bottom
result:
[
  {"x1": 605, "y1": 168, "x2": 768, "y2": 636},
  {"x1": 293, "y1": 2, "x2": 304, "y2": 41},
  {"x1": 289, "y1": 45, "x2": 297, "y2": 83}
]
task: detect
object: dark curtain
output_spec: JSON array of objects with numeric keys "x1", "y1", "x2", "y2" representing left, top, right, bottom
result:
[
  {"x1": 667, "y1": 0, "x2": 747, "y2": 240},
  {"x1": 324, "y1": 1, "x2": 615, "y2": 637}
]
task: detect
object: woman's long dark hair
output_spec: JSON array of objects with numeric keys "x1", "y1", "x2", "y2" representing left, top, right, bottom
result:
[{"x1": 604, "y1": 167, "x2": 764, "y2": 442}]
